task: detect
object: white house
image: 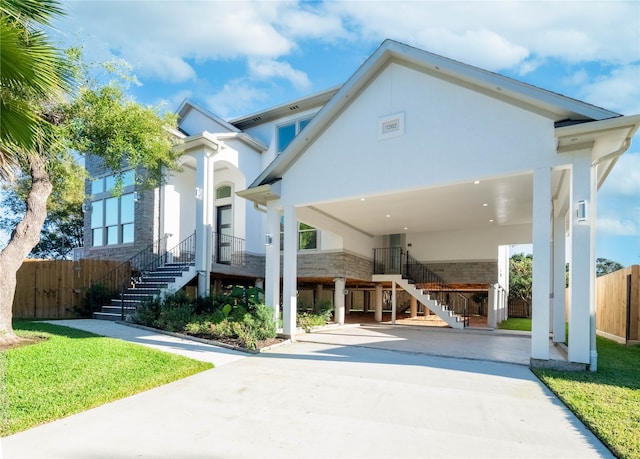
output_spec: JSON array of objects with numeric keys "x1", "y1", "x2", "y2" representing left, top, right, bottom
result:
[{"x1": 83, "y1": 39, "x2": 640, "y2": 370}]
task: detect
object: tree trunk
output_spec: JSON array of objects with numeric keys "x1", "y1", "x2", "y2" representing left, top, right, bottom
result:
[{"x1": 0, "y1": 155, "x2": 52, "y2": 346}]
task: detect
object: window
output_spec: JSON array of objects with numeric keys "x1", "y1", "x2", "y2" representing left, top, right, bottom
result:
[
  {"x1": 277, "y1": 116, "x2": 312, "y2": 153},
  {"x1": 216, "y1": 185, "x2": 232, "y2": 199},
  {"x1": 89, "y1": 170, "x2": 136, "y2": 247},
  {"x1": 279, "y1": 218, "x2": 318, "y2": 251}
]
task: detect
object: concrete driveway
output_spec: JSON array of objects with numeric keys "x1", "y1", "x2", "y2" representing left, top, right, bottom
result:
[{"x1": 1, "y1": 321, "x2": 611, "y2": 458}]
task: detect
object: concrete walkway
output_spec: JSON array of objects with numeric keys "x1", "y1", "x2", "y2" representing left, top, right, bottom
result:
[{"x1": 1, "y1": 320, "x2": 612, "y2": 458}]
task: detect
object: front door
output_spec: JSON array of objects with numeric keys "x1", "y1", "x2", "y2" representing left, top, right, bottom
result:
[{"x1": 216, "y1": 205, "x2": 232, "y2": 264}]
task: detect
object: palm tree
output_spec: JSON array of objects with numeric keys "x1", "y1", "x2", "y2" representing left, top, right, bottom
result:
[
  {"x1": 0, "y1": 0, "x2": 70, "y2": 345},
  {"x1": 0, "y1": 0, "x2": 70, "y2": 178}
]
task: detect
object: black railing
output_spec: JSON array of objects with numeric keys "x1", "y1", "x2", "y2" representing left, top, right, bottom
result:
[
  {"x1": 373, "y1": 248, "x2": 469, "y2": 326},
  {"x1": 212, "y1": 232, "x2": 245, "y2": 266},
  {"x1": 90, "y1": 233, "x2": 196, "y2": 319}
]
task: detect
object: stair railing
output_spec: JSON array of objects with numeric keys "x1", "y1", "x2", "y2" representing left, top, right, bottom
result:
[
  {"x1": 89, "y1": 233, "x2": 196, "y2": 319},
  {"x1": 404, "y1": 251, "x2": 469, "y2": 327},
  {"x1": 372, "y1": 247, "x2": 469, "y2": 326}
]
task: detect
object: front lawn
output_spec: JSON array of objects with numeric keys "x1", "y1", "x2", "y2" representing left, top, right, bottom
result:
[
  {"x1": 498, "y1": 317, "x2": 532, "y2": 331},
  {"x1": 1, "y1": 321, "x2": 212, "y2": 436},
  {"x1": 533, "y1": 336, "x2": 640, "y2": 459}
]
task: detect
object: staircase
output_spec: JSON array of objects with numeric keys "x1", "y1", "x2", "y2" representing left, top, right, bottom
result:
[
  {"x1": 372, "y1": 248, "x2": 469, "y2": 328},
  {"x1": 92, "y1": 233, "x2": 197, "y2": 321},
  {"x1": 94, "y1": 262, "x2": 197, "y2": 321},
  {"x1": 385, "y1": 275, "x2": 465, "y2": 329}
]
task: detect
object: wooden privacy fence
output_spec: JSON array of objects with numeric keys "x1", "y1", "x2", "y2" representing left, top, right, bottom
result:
[
  {"x1": 595, "y1": 265, "x2": 639, "y2": 344},
  {"x1": 13, "y1": 259, "x2": 123, "y2": 319}
]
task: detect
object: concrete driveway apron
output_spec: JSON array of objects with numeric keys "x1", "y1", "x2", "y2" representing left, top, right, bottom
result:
[{"x1": 1, "y1": 321, "x2": 611, "y2": 458}]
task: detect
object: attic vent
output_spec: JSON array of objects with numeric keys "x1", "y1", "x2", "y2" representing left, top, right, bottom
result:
[
  {"x1": 252, "y1": 116, "x2": 262, "y2": 122},
  {"x1": 289, "y1": 105, "x2": 299, "y2": 111}
]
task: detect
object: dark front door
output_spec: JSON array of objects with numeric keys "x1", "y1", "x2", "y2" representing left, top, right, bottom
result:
[{"x1": 216, "y1": 205, "x2": 232, "y2": 264}]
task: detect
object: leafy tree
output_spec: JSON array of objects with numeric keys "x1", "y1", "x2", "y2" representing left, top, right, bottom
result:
[
  {"x1": 0, "y1": 158, "x2": 84, "y2": 259},
  {"x1": 509, "y1": 253, "x2": 533, "y2": 317},
  {"x1": 596, "y1": 258, "x2": 624, "y2": 277},
  {"x1": 0, "y1": 1, "x2": 182, "y2": 346}
]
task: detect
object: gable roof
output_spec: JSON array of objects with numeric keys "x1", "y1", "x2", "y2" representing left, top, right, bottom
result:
[
  {"x1": 176, "y1": 99, "x2": 268, "y2": 152},
  {"x1": 176, "y1": 99, "x2": 242, "y2": 135},
  {"x1": 229, "y1": 86, "x2": 341, "y2": 130},
  {"x1": 246, "y1": 39, "x2": 622, "y2": 191}
]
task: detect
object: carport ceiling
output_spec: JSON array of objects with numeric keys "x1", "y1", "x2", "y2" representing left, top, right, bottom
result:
[{"x1": 309, "y1": 172, "x2": 563, "y2": 236}]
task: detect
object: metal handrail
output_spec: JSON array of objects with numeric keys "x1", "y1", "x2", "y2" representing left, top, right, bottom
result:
[
  {"x1": 89, "y1": 233, "x2": 195, "y2": 319},
  {"x1": 211, "y1": 231, "x2": 245, "y2": 266},
  {"x1": 372, "y1": 247, "x2": 469, "y2": 326}
]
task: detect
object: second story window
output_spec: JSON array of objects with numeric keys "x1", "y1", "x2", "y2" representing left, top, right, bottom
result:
[
  {"x1": 277, "y1": 117, "x2": 312, "y2": 153},
  {"x1": 89, "y1": 170, "x2": 136, "y2": 247}
]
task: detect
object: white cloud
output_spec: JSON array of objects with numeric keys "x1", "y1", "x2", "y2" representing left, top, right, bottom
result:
[
  {"x1": 248, "y1": 59, "x2": 311, "y2": 90},
  {"x1": 205, "y1": 81, "x2": 270, "y2": 119},
  {"x1": 597, "y1": 216, "x2": 639, "y2": 236},
  {"x1": 325, "y1": 0, "x2": 639, "y2": 70},
  {"x1": 580, "y1": 65, "x2": 640, "y2": 116},
  {"x1": 600, "y1": 153, "x2": 640, "y2": 198}
]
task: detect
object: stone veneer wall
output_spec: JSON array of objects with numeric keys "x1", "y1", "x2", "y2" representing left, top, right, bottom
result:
[
  {"x1": 83, "y1": 155, "x2": 157, "y2": 263},
  {"x1": 425, "y1": 261, "x2": 497, "y2": 285},
  {"x1": 297, "y1": 251, "x2": 373, "y2": 281}
]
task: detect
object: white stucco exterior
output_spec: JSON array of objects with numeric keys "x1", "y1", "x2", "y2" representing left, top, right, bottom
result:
[{"x1": 84, "y1": 39, "x2": 640, "y2": 370}]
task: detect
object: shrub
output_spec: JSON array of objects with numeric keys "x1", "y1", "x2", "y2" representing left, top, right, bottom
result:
[
  {"x1": 154, "y1": 304, "x2": 194, "y2": 332},
  {"x1": 297, "y1": 312, "x2": 327, "y2": 333},
  {"x1": 76, "y1": 283, "x2": 117, "y2": 318},
  {"x1": 130, "y1": 297, "x2": 161, "y2": 326}
]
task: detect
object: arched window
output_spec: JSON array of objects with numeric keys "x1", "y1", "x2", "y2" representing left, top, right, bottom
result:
[{"x1": 216, "y1": 185, "x2": 232, "y2": 199}]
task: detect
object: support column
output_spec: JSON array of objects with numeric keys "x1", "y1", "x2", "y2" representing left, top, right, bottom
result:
[
  {"x1": 569, "y1": 153, "x2": 595, "y2": 365},
  {"x1": 265, "y1": 200, "x2": 281, "y2": 324},
  {"x1": 531, "y1": 167, "x2": 552, "y2": 361},
  {"x1": 334, "y1": 277, "x2": 345, "y2": 325},
  {"x1": 553, "y1": 212, "x2": 567, "y2": 343},
  {"x1": 375, "y1": 284, "x2": 383, "y2": 322},
  {"x1": 410, "y1": 297, "x2": 417, "y2": 318},
  {"x1": 391, "y1": 281, "x2": 397, "y2": 325},
  {"x1": 194, "y1": 150, "x2": 214, "y2": 297},
  {"x1": 487, "y1": 284, "x2": 497, "y2": 328},
  {"x1": 282, "y1": 204, "x2": 298, "y2": 338}
]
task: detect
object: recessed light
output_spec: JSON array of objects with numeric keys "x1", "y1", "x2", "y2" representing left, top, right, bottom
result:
[
  {"x1": 404, "y1": 227, "x2": 408, "y2": 231},
  {"x1": 489, "y1": 219, "x2": 494, "y2": 222},
  {"x1": 474, "y1": 180, "x2": 480, "y2": 185},
  {"x1": 386, "y1": 214, "x2": 391, "y2": 218},
  {"x1": 483, "y1": 203, "x2": 488, "y2": 207},
  {"x1": 360, "y1": 198, "x2": 365, "y2": 201}
]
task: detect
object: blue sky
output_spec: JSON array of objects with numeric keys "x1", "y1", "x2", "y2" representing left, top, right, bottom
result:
[{"x1": 23, "y1": 1, "x2": 640, "y2": 265}]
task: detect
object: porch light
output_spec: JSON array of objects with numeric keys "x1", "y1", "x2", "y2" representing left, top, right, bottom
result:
[
  {"x1": 81, "y1": 202, "x2": 90, "y2": 213},
  {"x1": 134, "y1": 192, "x2": 140, "y2": 202},
  {"x1": 264, "y1": 234, "x2": 273, "y2": 246},
  {"x1": 577, "y1": 200, "x2": 588, "y2": 222},
  {"x1": 195, "y1": 187, "x2": 203, "y2": 199}
]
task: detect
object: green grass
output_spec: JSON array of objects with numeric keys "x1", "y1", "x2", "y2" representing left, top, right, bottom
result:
[
  {"x1": 498, "y1": 317, "x2": 532, "y2": 331},
  {"x1": 1, "y1": 321, "x2": 213, "y2": 436},
  {"x1": 533, "y1": 336, "x2": 640, "y2": 459}
]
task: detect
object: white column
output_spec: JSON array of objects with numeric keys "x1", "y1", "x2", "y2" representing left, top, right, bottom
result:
[
  {"x1": 531, "y1": 167, "x2": 552, "y2": 361},
  {"x1": 552, "y1": 212, "x2": 567, "y2": 343},
  {"x1": 194, "y1": 150, "x2": 214, "y2": 297},
  {"x1": 569, "y1": 153, "x2": 594, "y2": 365},
  {"x1": 375, "y1": 284, "x2": 383, "y2": 322},
  {"x1": 282, "y1": 204, "x2": 298, "y2": 338},
  {"x1": 265, "y1": 200, "x2": 281, "y2": 323},
  {"x1": 391, "y1": 281, "x2": 397, "y2": 324},
  {"x1": 334, "y1": 277, "x2": 345, "y2": 325},
  {"x1": 487, "y1": 284, "x2": 497, "y2": 328},
  {"x1": 589, "y1": 164, "x2": 598, "y2": 371}
]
